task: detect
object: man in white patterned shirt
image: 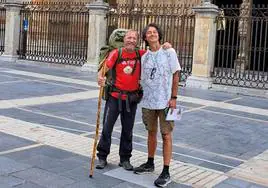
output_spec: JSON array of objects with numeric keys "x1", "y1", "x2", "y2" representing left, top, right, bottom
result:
[{"x1": 133, "y1": 23, "x2": 181, "y2": 188}]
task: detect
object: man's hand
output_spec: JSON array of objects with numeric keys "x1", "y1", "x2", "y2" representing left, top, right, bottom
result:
[
  {"x1": 97, "y1": 72, "x2": 106, "y2": 87},
  {"x1": 162, "y1": 42, "x2": 172, "y2": 49},
  {"x1": 168, "y1": 98, "x2": 177, "y2": 112}
]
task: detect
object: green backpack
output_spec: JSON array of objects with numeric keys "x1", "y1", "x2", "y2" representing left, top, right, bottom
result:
[{"x1": 98, "y1": 28, "x2": 128, "y2": 72}]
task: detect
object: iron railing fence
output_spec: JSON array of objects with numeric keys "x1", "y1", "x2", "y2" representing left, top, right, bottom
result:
[
  {"x1": 107, "y1": 4, "x2": 196, "y2": 81},
  {"x1": 18, "y1": 2, "x2": 89, "y2": 66},
  {"x1": 0, "y1": 6, "x2": 5, "y2": 54},
  {"x1": 214, "y1": 4, "x2": 268, "y2": 89}
]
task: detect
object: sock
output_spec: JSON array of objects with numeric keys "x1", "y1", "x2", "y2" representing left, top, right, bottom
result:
[
  {"x1": 162, "y1": 165, "x2": 169, "y2": 175},
  {"x1": 147, "y1": 157, "x2": 154, "y2": 165}
]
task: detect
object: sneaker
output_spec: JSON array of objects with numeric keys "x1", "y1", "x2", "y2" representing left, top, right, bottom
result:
[
  {"x1": 119, "y1": 161, "x2": 133, "y2": 171},
  {"x1": 133, "y1": 162, "x2": 154, "y2": 174},
  {"x1": 154, "y1": 173, "x2": 171, "y2": 187},
  {"x1": 95, "y1": 159, "x2": 107, "y2": 169}
]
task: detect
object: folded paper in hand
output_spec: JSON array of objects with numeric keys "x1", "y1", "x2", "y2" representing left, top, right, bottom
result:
[{"x1": 165, "y1": 107, "x2": 182, "y2": 121}]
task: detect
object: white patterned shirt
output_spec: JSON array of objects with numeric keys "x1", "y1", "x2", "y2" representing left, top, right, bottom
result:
[{"x1": 140, "y1": 47, "x2": 181, "y2": 109}]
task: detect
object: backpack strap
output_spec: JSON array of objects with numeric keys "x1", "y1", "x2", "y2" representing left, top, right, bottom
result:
[
  {"x1": 135, "y1": 48, "x2": 141, "y2": 60},
  {"x1": 129, "y1": 48, "x2": 140, "y2": 76},
  {"x1": 109, "y1": 48, "x2": 122, "y2": 85},
  {"x1": 115, "y1": 47, "x2": 123, "y2": 65}
]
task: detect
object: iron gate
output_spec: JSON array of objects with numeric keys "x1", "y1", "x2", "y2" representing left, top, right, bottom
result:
[
  {"x1": 107, "y1": 4, "x2": 196, "y2": 81},
  {"x1": 18, "y1": 2, "x2": 89, "y2": 66},
  {"x1": 214, "y1": 4, "x2": 268, "y2": 89}
]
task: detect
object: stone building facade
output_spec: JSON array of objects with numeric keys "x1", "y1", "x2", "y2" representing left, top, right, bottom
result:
[{"x1": 116, "y1": 0, "x2": 200, "y2": 5}]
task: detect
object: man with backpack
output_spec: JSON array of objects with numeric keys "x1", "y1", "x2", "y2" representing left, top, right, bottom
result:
[{"x1": 96, "y1": 29, "x2": 145, "y2": 171}]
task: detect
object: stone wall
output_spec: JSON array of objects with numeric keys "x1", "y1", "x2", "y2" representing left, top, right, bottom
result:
[{"x1": 117, "y1": 0, "x2": 201, "y2": 5}]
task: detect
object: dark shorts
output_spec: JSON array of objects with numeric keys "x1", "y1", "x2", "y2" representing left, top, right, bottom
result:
[{"x1": 142, "y1": 108, "x2": 174, "y2": 134}]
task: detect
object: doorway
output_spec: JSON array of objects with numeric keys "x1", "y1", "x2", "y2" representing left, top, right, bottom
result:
[{"x1": 214, "y1": 0, "x2": 242, "y2": 69}]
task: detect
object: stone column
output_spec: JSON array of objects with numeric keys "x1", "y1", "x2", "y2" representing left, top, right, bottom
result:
[
  {"x1": 235, "y1": 0, "x2": 252, "y2": 71},
  {"x1": 186, "y1": 0, "x2": 219, "y2": 89},
  {"x1": 82, "y1": 0, "x2": 109, "y2": 72},
  {"x1": 0, "y1": 0, "x2": 23, "y2": 62}
]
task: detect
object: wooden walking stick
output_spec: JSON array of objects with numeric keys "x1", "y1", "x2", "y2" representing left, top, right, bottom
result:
[{"x1": 89, "y1": 62, "x2": 107, "y2": 178}]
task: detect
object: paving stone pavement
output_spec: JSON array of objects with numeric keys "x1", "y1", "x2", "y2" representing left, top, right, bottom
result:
[{"x1": 0, "y1": 60, "x2": 268, "y2": 188}]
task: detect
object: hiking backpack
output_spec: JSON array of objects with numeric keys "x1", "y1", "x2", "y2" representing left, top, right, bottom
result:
[{"x1": 98, "y1": 28, "x2": 128, "y2": 71}]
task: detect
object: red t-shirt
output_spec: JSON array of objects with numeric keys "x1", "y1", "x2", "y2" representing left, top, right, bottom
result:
[{"x1": 105, "y1": 48, "x2": 146, "y2": 99}]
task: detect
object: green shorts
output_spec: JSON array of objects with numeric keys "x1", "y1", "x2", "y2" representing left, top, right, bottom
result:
[{"x1": 142, "y1": 108, "x2": 174, "y2": 134}]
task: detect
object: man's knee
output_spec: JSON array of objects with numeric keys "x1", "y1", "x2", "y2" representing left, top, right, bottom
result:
[
  {"x1": 161, "y1": 132, "x2": 172, "y2": 142},
  {"x1": 148, "y1": 130, "x2": 157, "y2": 138}
]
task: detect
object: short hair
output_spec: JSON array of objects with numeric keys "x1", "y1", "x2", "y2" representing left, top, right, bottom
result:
[
  {"x1": 124, "y1": 29, "x2": 139, "y2": 40},
  {"x1": 142, "y1": 23, "x2": 163, "y2": 47}
]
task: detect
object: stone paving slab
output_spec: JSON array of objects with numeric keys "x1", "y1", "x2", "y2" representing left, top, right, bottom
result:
[
  {"x1": 172, "y1": 110, "x2": 268, "y2": 160},
  {"x1": 203, "y1": 107, "x2": 268, "y2": 122},
  {"x1": 104, "y1": 168, "x2": 191, "y2": 188},
  {"x1": 0, "y1": 116, "x2": 228, "y2": 187},
  {"x1": 0, "y1": 108, "x2": 97, "y2": 134},
  {"x1": 215, "y1": 178, "x2": 268, "y2": 188},
  {"x1": 14, "y1": 182, "x2": 46, "y2": 188},
  {"x1": 0, "y1": 175, "x2": 25, "y2": 187},
  {"x1": 8, "y1": 60, "x2": 95, "y2": 79},
  {"x1": 2, "y1": 69, "x2": 98, "y2": 88},
  {"x1": 226, "y1": 96, "x2": 268, "y2": 110},
  {"x1": 0, "y1": 111, "x2": 266, "y2": 186},
  {"x1": 179, "y1": 95, "x2": 268, "y2": 117},
  {"x1": 111, "y1": 182, "x2": 147, "y2": 188},
  {"x1": 0, "y1": 80, "x2": 85, "y2": 100},
  {"x1": 0, "y1": 72, "x2": 45, "y2": 82},
  {"x1": 0, "y1": 74, "x2": 22, "y2": 82},
  {"x1": 100, "y1": 131, "x2": 243, "y2": 173},
  {"x1": 1, "y1": 68, "x2": 268, "y2": 117},
  {"x1": 0, "y1": 144, "x2": 43, "y2": 156},
  {"x1": 13, "y1": 168, "x2": 75, "y2": 188},
  {"x1": 0, "y1": 132, "x2": 35, "y2": 152},
  {"x1": 20, "y1": 155, "x2": 67, "y2": 170},
  {"x1": 24, "y1": 98, "x2": 106, "y2": 126},
  {"x1": 0, "y1": 157, "x2": 32, "y2": 175},
  {"x1": 63, "y1": 172, "x2": 123, "y2": 188},
  {"x1": 9, "y1": 90, "x2": 264, "y2": 166},
  {"x1": 1, "y1": 62, "x2": 268, "y2": 188},
  {"x1": 0, "y1": 72, "x2": 95, "y2": 91},
  {"x1": 228, "y1": 150, "x2": 268, "y2": 187},
  {"x1": 179, "y1": 88, "x2": 238, "y2": 102},
  {"x1": 0, "y1": 90, "x2": 99, "y2": 109}
]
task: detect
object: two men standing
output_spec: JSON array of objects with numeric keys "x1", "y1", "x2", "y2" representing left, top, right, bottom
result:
[{"x1": 96, "y1": 24, "x2": 181, "y2": 187}]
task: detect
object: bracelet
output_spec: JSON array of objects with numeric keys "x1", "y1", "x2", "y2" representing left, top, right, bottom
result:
[{"x1": 171, "y1": 96, "x2": 177, "y2": 99}]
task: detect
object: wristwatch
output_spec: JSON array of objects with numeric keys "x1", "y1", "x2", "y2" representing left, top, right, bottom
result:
[{"x1": 171, "y1": 96, "x2": 177, "y2": 99}]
